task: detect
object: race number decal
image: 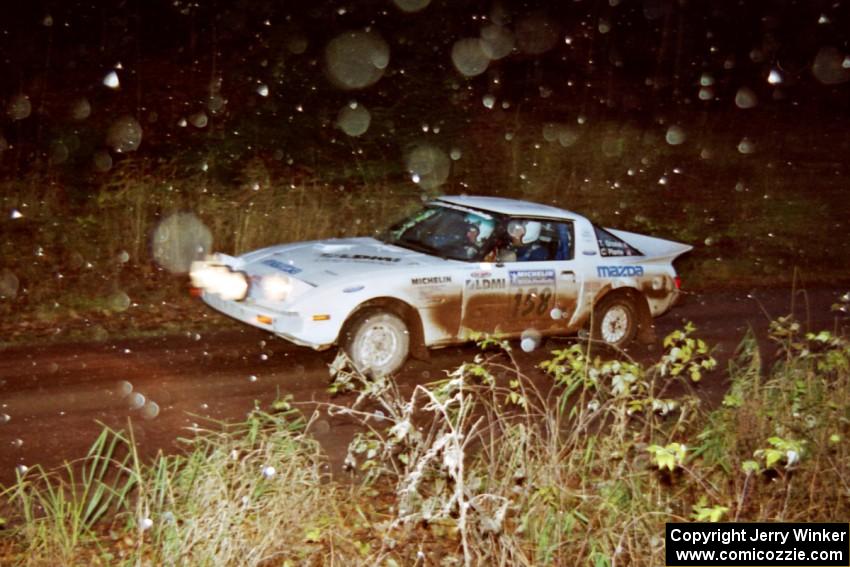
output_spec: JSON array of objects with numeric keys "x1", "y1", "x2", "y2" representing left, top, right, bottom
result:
[{"x1": 512, "y1": 287, "x2": 552, "y2": 317}]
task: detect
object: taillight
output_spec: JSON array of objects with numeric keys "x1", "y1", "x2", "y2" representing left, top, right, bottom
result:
[
  {"x1": 189, "y1": 287, "x2": 203, "y2": 298},
  {"x1": 674, "y1": 276, "x2": 682, "y2": 290}
]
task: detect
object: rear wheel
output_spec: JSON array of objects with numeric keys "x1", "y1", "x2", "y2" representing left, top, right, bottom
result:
[
  {"x1": 592, "y1": 294, "x2": 638, "y2": 348},
  {"x1": 342, "y1": 309, "x2": 410, "y2": 376}
]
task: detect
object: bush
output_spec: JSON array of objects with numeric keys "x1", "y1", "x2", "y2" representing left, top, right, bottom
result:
[{"x1": 1, "y1": 316, "x2": 848, "y2": 565}]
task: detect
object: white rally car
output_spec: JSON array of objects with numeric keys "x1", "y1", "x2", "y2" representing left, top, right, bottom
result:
[{"x1": 190, "y1": 195, "x2": 692, "y2": 375}]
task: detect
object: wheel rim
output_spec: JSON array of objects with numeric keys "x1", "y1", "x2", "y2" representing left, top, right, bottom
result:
[
  {"x1": 358, "y1": 322, "x2": 399, "y2": 368},
  {"x1": 601, "y1": 305, "x2": 630, "y2": 344}
]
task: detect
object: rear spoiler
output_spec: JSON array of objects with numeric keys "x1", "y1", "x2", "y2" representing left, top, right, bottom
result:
[{"x1": 607, "y1": 228, "x2": 693, "y2": 263}]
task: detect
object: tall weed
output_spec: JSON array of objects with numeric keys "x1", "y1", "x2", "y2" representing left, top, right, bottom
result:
[{"x1": 1, "y1": 315, "x2": 848, "y2": 565}]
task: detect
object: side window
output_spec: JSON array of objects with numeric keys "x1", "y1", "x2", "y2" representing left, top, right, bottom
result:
[
  {"x1": 594, "y1": 226, "x2": 642, "y2": 257},
  {"x1": 499, "y1": 219, "x2": 573, "y2": 262},
  {"x1": 551, "y1": 221, "x2": 573, "y2": 261}
]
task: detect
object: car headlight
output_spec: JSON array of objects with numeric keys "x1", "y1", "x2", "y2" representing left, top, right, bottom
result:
[
  {"x1": 216, "y1": 270, "x2": 249, "y2": 301},
  {"x1": 260, "y1": 274, "x2": 292, "y2": 302},
  {"x1": 190, "y1": 261, "x2": 249, "y2": 301},
  {"x1": 189, "y1": 261, "x2": 214, "y2": 290}
]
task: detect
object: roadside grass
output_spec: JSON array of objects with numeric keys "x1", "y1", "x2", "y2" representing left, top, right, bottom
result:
[
  {"x1": 2, "y1": 314, "x2": 847, "y2": 565},
  {"x1": 0, "y1": 405, "x2": 350, "y2": 566}
]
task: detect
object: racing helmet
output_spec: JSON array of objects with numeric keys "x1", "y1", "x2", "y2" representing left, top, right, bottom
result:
[
  {"x1": 520, "y1": 221, "x2": 542, "y2": 244},
  {"x1": 506, "y1": 220, "x2": 525, "y2": 239}
]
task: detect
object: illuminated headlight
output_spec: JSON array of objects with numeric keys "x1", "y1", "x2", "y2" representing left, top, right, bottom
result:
[
  {"x1": 190, "y1": 262, "x2": 249, "y2": 301},
  {"x1": 261, "y1": 275, "x2": 292, "y2": 302},
  {"x1": 216, "y1": 270, "x2": 249, "y2": 301},
  {"x1": 190, "y1": 261, "x2": 219, "y2": 290}
]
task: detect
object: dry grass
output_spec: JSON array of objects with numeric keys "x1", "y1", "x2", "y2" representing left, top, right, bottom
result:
[
  {"x1": 1, "y1": 407, "x2": 350, "y2": 566},
  {"x1": 0, "y1": 313, "x2": 848, "y2": 565}
]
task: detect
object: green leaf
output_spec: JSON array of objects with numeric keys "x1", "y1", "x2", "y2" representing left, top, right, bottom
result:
[
  {"x1": 764, "y1": 449, "x2": 783, "y2": 469},
  {"x1": 647, "y1": 443, "x2": 687, "y2": 471},
  {"x1": 692, "y1": 503, "x2": 729, "y2": 522},
  {"x1": 658, "y1": 453, "x2": 675, "y2": 471},
  {"x1": 304, "y1": 526, "x2": 322, "y2": 543},
  {"x1": 690, "y1": 368, "x2": 702, "y2": 382},
  {"x1": 723, "y1": 392, "x2": 743, "y2": 408},
  {"x1": 354, "y1": 540, "x2": 371, "y2": 556}
]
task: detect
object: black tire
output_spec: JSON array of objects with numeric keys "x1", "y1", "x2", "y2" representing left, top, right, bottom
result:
[
  {"x1": 342, "y1": 309, "x2": 410, "y2": 376},
  {"x1": 592, "y1": 293, "x2": 638, "y2": 348}
]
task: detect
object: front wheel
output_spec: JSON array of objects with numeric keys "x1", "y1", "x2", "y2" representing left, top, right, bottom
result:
[
  {"x1": 342, "y1": 309, "x2": 410, "y2": 376},
  {"x1": 592, "y1": 294, "x2": 638, "y2": 348}
]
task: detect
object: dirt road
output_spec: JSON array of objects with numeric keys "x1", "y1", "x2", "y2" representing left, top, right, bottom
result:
[{"x1": 0, "y1": 285, "x2": 847, "y2": 485}]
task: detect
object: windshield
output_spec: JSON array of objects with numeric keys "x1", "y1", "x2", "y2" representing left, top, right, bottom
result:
[{"x1": 379, "y1": 204, "x2": 496, "y2": 262}]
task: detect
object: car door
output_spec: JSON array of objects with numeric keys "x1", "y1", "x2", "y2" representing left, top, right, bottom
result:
[
  {"x1": 459, "y1": 264, "x2": 511, "y2": 338},
  {"x1": 498, "y1": 219, "x2": 579, "y2": 335}
]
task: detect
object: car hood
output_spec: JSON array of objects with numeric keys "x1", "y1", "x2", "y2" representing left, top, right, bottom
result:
[{"x1": 236, "y1": 237, "x2": 446, "y2": 286}]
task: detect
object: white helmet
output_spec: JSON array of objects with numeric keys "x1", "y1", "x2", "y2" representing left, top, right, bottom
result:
[{"x1": 520, "y1": 221, "x2": 541, "y2": 244}]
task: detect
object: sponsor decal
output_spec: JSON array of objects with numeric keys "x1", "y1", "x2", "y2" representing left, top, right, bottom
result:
[
  {"x1": 319, "y1": 252, "x2": 400, "y2": 263},
  {"x1": 601, "y1": 249, "x2": 629, "y2": 257},
  {"x1": 465, "y1": 278, "x2": 506, "y2": 290},
  {"x1": 597, "y1": 265, "x2": 645, "y2": 278},
  {"x1": 509, "y1": 269, "x2": 556, "y2": 286},
  {"x1": 262, "y1": 259, "x2": 302, "y2": 274},
  {"x1": 411, "y1": 276, "x2": 452, "y2": 285},
  {"x1": 582, "y1": 250, "x2": 598, "y2": 256},
  {"x1": 470, "y1": 271, "x2": 492, "y2": 278}
]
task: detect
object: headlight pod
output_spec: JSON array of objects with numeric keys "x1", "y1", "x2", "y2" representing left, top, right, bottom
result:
[
  {"x1": 216, "y1": 270, "x2": 249, "y2": 301},
  {"x1": 190, "y1": 261, "x2": 249, "y2": 301},
  {"x1": 260, "y1": 274, "x2": 292, "y2": 302}
]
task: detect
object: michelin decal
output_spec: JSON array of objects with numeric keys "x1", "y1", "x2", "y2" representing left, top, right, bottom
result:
[{"x1": 509, "y1": 270, "x2": 556, "y2": 286}]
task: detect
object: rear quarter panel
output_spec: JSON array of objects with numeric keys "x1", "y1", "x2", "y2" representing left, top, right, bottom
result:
[{"x1": 574, "y1": 218, "x2": 682, "y2": 318}]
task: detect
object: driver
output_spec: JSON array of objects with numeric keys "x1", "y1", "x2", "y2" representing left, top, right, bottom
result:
[
  {"x1": 466, "y1": 223, "x2": 480, "y2": 245},
  {"x1": 460, "y1": 223, "x2": 481, "y2": 259}
]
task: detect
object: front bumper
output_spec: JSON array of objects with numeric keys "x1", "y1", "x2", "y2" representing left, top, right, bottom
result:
[{"x1": 202, "y1": 292, "x2": 315, "y2": 346}]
